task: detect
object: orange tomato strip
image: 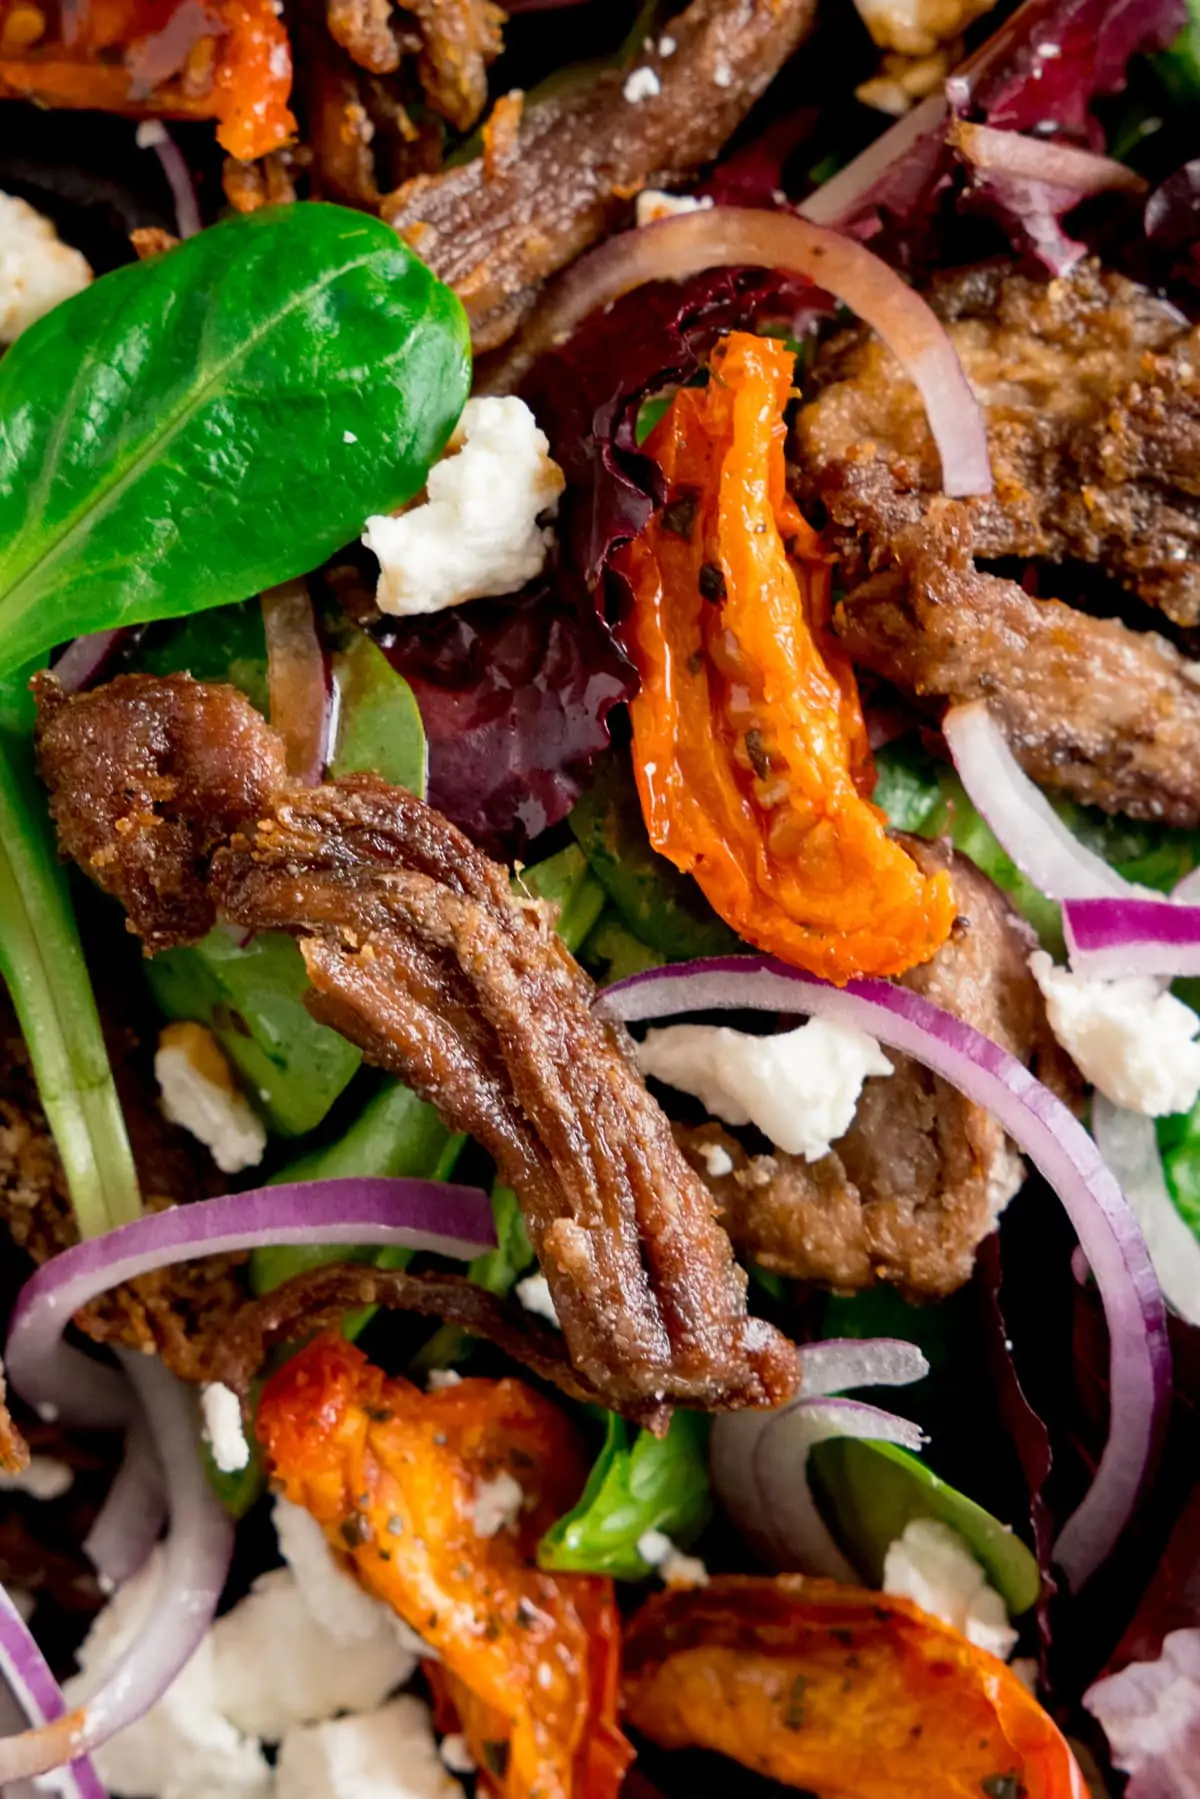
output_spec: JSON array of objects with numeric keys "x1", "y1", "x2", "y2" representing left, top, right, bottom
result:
[
  {"x1": 257, "y1": 1334, "x2": 631, "y2": 1799},
  {"x1": 624, "y1": 330, "x2": 955, "y2": 984},
  {"x1": 624, "y1": 1575, "x2": 1088, "y2": 1799}
]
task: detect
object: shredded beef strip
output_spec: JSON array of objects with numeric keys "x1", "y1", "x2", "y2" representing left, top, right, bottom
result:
[
  {"x1": 795, "y1": 260, "x2": 1200, "y2": 626},
  {"x1": 382, "y1": 0, "x2": 818, "y2": 351},
  {"x1": 35, "y1": 673, "x2": 798, "y2": 1429},
  {"x1": 675, "y1": 836, "x2": 1072, "y2": 1298},
  {"x1": 835, "y1": 501, "x2": 1200, "y2": 826}
]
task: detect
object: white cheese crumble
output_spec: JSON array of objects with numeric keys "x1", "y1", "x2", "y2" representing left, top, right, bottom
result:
[
  {"x1": 637, "y1": 1530, "x2": 709, "y2": 1588},
  {"x1": 343, "y1": 429, "x2": 358, "y2": 444},
  {"x1": 363, "y1": 396, "x2": 564, "y2": 618},
  {"x1": 636, "y1": 189, "x2": 714, "y2": 227},
  {"x1": 883, "y1": 1519, "x2": 1017, "y2": 1661},
  {"x1": 697, "y1": 1139, "x2": 734, "y2": 1179},
  {"x1": 273, "y1": 1497, "x2": 391, "y2": 1646},
  {"x1": 0, "y1": 192, "x2": 91, "y2": 343},
  {"x1": 658, "y1": 33, "x2": 677, "y2": 54},
  {"x1": 1029, "y1": 951, "x2": 1200, "y2": 1116},
  {"x1": 712, "y1": 55, "x2": 733, "y2": 87},
  {"x1": 200, "y1": 1382, "x2": 250, "y2": 1474},
  {"x1": 471, "y1": 1472, "x2": 524, "y2": 1539},
  {"x1": 623, "y1": 66, "x2": 662, "y2": 103},
  {"x1": 515, "y1": 1273, "x2": 560, "y2": 1326},
  {"x1": 0, "y1": 1454, "x2": 73, "y2": 1500},
  {"x1": 155, "y1": 1021, "x2": 267, "y2": 1174},
  {"x1": 438, "y1": 1733, "x2": 477, "y2": 1776},
  {"x1": 637, "y1": 1019, "x2": 894, "y2": 1161},
  {"x1": 276, "y1": 1697, "x2": 464, "y2": 1799},
  {"x1": 426, "y1": 1367, "x2": 462, "y2": 1391}
]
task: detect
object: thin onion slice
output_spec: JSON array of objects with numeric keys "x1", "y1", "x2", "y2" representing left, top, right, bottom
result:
[
  {"x1": 1092, "y1": 1098, "x2": 1200, "y2": 1328},
  {"x1": 0, "y1": 1587, "x2": 107, "y2": 1798},
  {"x1": 5, "y1": 1177, "x2": 496, "y2": 1425},
  {"x1": 951, "y1": 120, "x2": 1147, "y2": 197},
  {"x1": 261, "y1": 579, "x2": 329, "y2": 784},
  {"x1": 82, "y1": 1415, "x2": 166, "y2": 1588},
  {"x1": 604, "y1": 955, "x2": 1171, "y2": 1591},
  {"x1": 0, "y1": 1354, "x2": 233, "y2": 1783},
  {"x1": 712, "y1": 1395, "x2": 925, "y2": 1580},
  {"x1": 144, "y1": 124, "x2": 202, "y2": 240},
  {"x1": 487, "y1": 205, "x2": 992, "y2": 499},
  {"x1": 943, "y1": 702, "x2": 1144, "y2": 903},
  {"x1": 1064, "y1": 897, "x2": 1200, "y2": 981},
  {"x1": 799, "y1": 1337, "x2": 929, "y2": 1398},
  {"x1": 51, "y1": 631, "x2": 127, "y2": 695}
]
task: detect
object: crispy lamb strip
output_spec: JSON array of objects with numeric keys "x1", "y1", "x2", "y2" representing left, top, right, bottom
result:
[
  {"x1": 382, "y1": 0, "x2": 818, "y2": 351},
  {"x1": 836, "y1": 501, "x2": 1200, "y2": 827},
  {"x1": 35, "y1": 674, "x2": 797, "y2": 1428}
]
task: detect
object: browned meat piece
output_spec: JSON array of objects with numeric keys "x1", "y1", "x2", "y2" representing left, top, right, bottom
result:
[
  {"x1": 383, "y1": 0, "x2": 818, "y2": 350},
  {"x1": 36, "y1": 675, "x2": 798, "y2": 1428},
  {"x1": 675, "y1": 837, "x2": 1069, "y2": 1297},
  {"x1": 33, "y1": 671, "x2": 288, "y2": 954},
  {"x1": 836, "y1": 501, "x2": 1200, "y2": 826},
  {"x1": 795, "y1": 261, "x2": 1200, "y2": 626},
  {"x1": 405, "y1": 0, "x2": 504, "y2": 131},
  {"x1": 327, "y1": 0, "x2": 409, "y2": 75}
]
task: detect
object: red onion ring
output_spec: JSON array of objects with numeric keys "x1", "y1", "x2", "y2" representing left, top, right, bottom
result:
[
  {"x1": 797, "y1": 93, "x2": 949, "y2": 227},
  {"x1": 604, "y1": 955, "x2": 1171, "y2": 1591},
  {"x1": 1092, "y1": 1097, "x2": 1200, "y2": 1328},
  {"x1": 798, "y1": 1336, "x2": 929, "y2": 1399},
  {"x1": 51, "y1": 631, "x2": 128, "y2": 696},
  {"x1": 0, "y1": 1354, "x2": 234, "y2": 1783},
  {"x1": 136, "y1": 121, "x2": 202, "y2": 241},
  {"x1": 1064, "y1": 897, "x2": 1200, "y2": 981},
  {"x1": 951, "y1": 120, "x2": 1148, "y2": 197},
  {"x1": 5, "y1": 1177, "x2": 495, "y2": 1426},
  {"x1": 488, "y1": 206, "x2": 993, "y2": 499},
  {"x1": 82, "y1": 1415, "x2": 166, "y2": 1589},
  {"x1": 261, "y1": 580, "x2": 330, "y2": 785},
  {"x1": 943, "y1": 702, "x2": 1141, "y2": 903},
  {"x1": 712, "y1": 1395, "x2": 926, "y2": 1580},
  {"x1": 0, "y1": 1588, "x2": 107, "y2": 1798}
]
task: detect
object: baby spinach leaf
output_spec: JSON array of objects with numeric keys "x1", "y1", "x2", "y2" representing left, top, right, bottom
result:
[
  {"x1": 808, "y1": 1436, "x2": 1041, "y2": 1616},
  {"x1": 0, "y1": 203, "x2": 470, "y2": 680},
  {"x1": 538, "y1": 1410, "x2": 711, "y2": 1579},
  {"x1": 0, "y1": 729, "x2": 140, "y2": 1237},
  {"x1": 328, "y1": 624, "x2": 428, "y2": 798}
]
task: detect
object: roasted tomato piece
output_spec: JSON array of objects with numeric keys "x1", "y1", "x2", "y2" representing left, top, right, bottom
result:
[
  {"x1": 623, "y1": 330, "x2": 955, "y2": 984},
  {"x1": 257, "y1": 1333, "x2": 632, "y2": 1799},
  {"x1": 0, "y1": 0, "x2": 294, "y2": 161},
  {"x1": 624, "y1": 1575, "x2": 1087, "y2": 1799}
]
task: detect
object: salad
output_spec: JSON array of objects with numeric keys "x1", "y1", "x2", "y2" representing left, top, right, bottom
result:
[{"x1": 0, "y1": 0, "x2": 1199, "y2": 1794}]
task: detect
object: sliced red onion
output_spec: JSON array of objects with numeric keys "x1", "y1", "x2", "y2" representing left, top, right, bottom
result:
[
  {"x1": 0, "y1": 1587, "x2": 107, "y2": 1799},
  {"x1": 0, "y1": 1353, "x2": 233, "y2": 1783},
  {"x1": 1064, "y1": 897, "x2": 1200, "y2": 981},
  {"x1": 712, "y1": 1395, "x2": 926, "y2": 1581},
  {"x1": 489, "y1": 206, "x2": 992, "y2": 499},
  {"x1": 5, "y1": 1177, "x2": 495, "y2": 1426},
  {"x1": 797, "y1": 93, "x2": 948, "y2": 227},
  {"x1": 135, "y1": 121, "x2": 202, "y2": 241},
  {"x1": 952, "y1": 120, "x2": 1147, "y2": 197},
  {"x1": 799, "y1": 1336, "x2": 929, "y2": 1398},
  {"x1": 1091, "y1": 1098, "x2": 1200, "y2": 1328},
  {"x1": 261, "y1": 580, "x2": 329, "y2": 785},
  {"x1": 943, "y1": 702, "x2": 1140, "y2": 903},
  {"x1": 82, "y1": 1415, "x2": 166, "y2": 1589},
  {"x1": 605, "y1": 956, "x2": 1171, "y2": 1591},
  {"x1": 51, "y1": 631, "x2": 127, "y2": 696}
]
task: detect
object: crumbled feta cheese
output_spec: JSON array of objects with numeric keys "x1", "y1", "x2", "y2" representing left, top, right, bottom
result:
[
  {"x1": 696, "y1": 1139, "x2": 734, "y2": 1180},
  {"x1": 515, "y1": 1274, "x2": 559, "y2": 1326},
  {"x1": 426, "y1": 1368, "x2": 462, "y2": 1391},
  {"x1": 155, "y1": 1021, "x2": 267, "y2": 1174},
  {"x1": 201, "y1": 1383, "x2": 250, "y2": 1474},
  {"x1": 343, "y1": 429, "x2": 358, "y2": 444},
  {"x1": 276, "y1": 1696, "x2": 464, "y2": 1799},
  {"x1": 438, "y1": 1733, "x2": 477, "y2": 1776},
  {"x1": 363, "y1": 397, "x2": 564, "y2": 618},
  {"x1": 471, "y1": 1472, "x2": 524, "y2": 1539},
  {"x1": 273, "y1": 1497, "x2": 393, "y2": 1645},
  {"x1": 623, "y1": 66, "x2": 662, "y2": 103},
  {"x1": 712, "y1": 55, "x2": 733, "y2": 86},
  {"x1": 212, "y1": 1568, "x2": 414, "y2": 1741},
  {"x1": 0, "y1": 192, "x2": 91, "y2": 342},
  {"x1": 636, "y1": 189, "x2": 715, "y2": 227},
  {"x1": 1030, "y1": 952, "x2": 1200, "y2": 1116},
  {"x1": 0, "y1": 1454, "x2": 73, "y2": 1500},
  {"x1": 883, "y1": 1519, "x2": 1017, "y2": 1661},
  {"x1": 637, "y1": 1530, "x2": 709, "y2": 1588},
  {"x1": 637, "y1": 1019, "x2": 893, "y2": 1161},
  {"x1": 66, "y1": 1553, "x2": 273, "y2": 1799},
  {"x1": 658, "y1": 33, "x2": 677, "y2": 54}
]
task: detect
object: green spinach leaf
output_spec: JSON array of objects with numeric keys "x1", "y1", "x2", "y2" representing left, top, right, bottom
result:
[
  {"x1": 539, "y1": 1410, "x2": 711, "y2": 1579},
  {"x1": 328, "y1": 624, "x2": 428, "y2": 797},
  {"x1": 0, "y1": 204, "x2": 470, "y2": 679},
  {"x1": 0, "y1": 731, "x2": 140, "y2": 1236}
]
